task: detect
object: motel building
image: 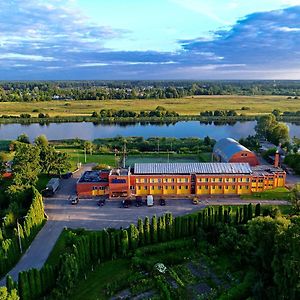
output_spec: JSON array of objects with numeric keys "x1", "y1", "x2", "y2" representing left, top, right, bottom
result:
[{"x1": 76, "y1": 160, "x2": 286, "y2": 198}]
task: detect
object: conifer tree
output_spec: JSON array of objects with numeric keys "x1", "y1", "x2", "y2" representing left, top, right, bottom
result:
[
  {"x1": 144, "y1": 217, "x2": 151, "y2": 245},
  {"x1": 151, "y1": 215, "x2": 158, "y2": 243}
]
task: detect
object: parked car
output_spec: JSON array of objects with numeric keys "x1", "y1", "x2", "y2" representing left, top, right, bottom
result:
[
  {"x1": 146, "y1": 195, "x2": 154, "y2": 207},
  {"x1": 97, "y1": 198, "x2": 106, "y2": 206},
  {"x1": 135, "y1": 196, "x2": 143, "y2": 207},
  {"x1": 192, "y1": 197, "x2": 199, "y2": 205},
  {"x1": 159, "y1": 198, "x2": 166, "y2": 206},
  {"x1": 62, "y1": 172, "x2": 73, "y2": 179},
  {"x1": 121, "y1": 199, "x2": 132, "y2": 208},
  {"x1": 70, "y1": 196, "x2": 79, "y2": 205}
]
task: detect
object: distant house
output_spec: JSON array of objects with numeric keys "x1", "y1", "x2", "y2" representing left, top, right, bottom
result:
[{"x1": 213, "y1": 138, "x2": 259, "y2": 166}]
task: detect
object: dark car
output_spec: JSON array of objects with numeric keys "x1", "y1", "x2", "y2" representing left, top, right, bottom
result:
[
  {"x1": 62, "y1": 172, "x2": 73, "y2": 179},
  {"x1": 135, "y1": 196, "x2": 143, "y2": 207},
  {"x1": 71, "y1": 196, "x2": 79, "y2": 205},
  {"x1": 159, "y1": 198, "x2": 166, "y2": 206},
  {"x1": 97, "y1": 198, "x2": 106, "y2": 206},
  {"x1": 121, "y1": 199, "x2": 132, "y2": 208}
]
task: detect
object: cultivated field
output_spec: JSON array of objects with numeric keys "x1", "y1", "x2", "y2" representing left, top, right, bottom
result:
[{"x1": 0, "y1": 95, "x2": 298, "y2": 117}]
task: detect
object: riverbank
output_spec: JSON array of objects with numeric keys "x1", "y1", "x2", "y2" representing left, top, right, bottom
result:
[{"x1": 0, "y1": 114, "x2": 299, "y2": 125}]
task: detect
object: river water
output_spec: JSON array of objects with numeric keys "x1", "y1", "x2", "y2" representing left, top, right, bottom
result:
[{"x1": 0, "y1": 121, "x2": 299, "y2": 141}]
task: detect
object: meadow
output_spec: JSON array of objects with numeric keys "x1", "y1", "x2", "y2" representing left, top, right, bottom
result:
[{"x1": 0, "y1": 95, "x2": 298, "y2": 117}]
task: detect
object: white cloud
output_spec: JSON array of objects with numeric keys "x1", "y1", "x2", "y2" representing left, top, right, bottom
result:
[
  {"x1": 0, "y1": 53, "x2": 56, "y2": 61},
  {"x1": 276, "y1": 26, "x2": 300, "y2": 31}
]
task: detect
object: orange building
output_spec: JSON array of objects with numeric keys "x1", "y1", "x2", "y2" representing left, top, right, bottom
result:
[
  {"x1": 76, "y1": 162, "x2": 285, "y2": 198},
  {"x1": 213, "y1": 138, "x2": 259, "y2": 166}
]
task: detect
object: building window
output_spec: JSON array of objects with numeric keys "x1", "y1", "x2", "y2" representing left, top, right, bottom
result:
[
  {"x1": 144, "y1": 186, "x2": 148, "y2": 190},
  {"x1": 206, "y1": 178, "x2": 209, "y2": 182},
  {"x1": 158, "y1": 186, "x2": 162, "y2": 190},
  {"x1": 246, "y1": 178, "x2": 250, "y2": 182},
  {"x1": 239, "y1": 185, "x2": 243, "y2": 189},
  {"x1": 233, "y1": 178, "x2": 236, "y2": 182},
  {"x1": 185, "y1": 178, "x2": 189, "y2": 182},
  {"x1": 172, "y1": 186, "x2": 175, "y2": 190},
  {"x1": 212, "y1": 185, "x2": 215, "y2": 189},
  {"x1": 198, "y1": 186, "x2": 202, "y2": 190},
  {"x1": 178, "y1": 186, "x2": 181, "y2": 190},
  {"x1": 185, "y1": 185, "x2": 188, "y2": 189},
  {"x1": 232, "y1": 186, "x2": 236, "y2": 189},
  {"x1": 205, "y1": 185, "x2": 208, "y2": 189},
  {"x1": 172, "y1": 178, "x2": 175, "y2": 183},
  {"x1": 219, "y1": 178, "x2": 222, "y2": 182},
  {"x1": 219, "y1": 186, "x2": 222, "y2": 190},
  {"x1": 158, "y1": 178, "x2": 161, "y2": 183},
  {"x1": 225, "y1": 186, "x2": 228, "y2": 189},
  {"x1": 138, "y1": 186, "x2": 141, "y2": 190},
  {"x1": 151, "y1": 186, "x2": 154, "y2": 190},
  {"x1": 130, "y1": 186, "x2": 134, "y2": 190},
  {"x1": 165, "y1": 186, "x2": 168, "y2": 190}
]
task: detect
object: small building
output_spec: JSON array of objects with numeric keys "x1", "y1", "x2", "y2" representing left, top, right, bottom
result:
[{"x1": 213, "y1": 138, "x2": 259, "y2": 166}]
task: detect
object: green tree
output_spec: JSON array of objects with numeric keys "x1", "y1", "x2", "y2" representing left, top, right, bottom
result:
[
  {"x1": 151, "y1": 215, "x2": 158, "y2": 243},
  {"x1": 270, "y1": 123, "x2": 290, "y2": 145},
  {"x1": 272, "y1": 216, "x2": 300, "y2": 299},
  {"x1": 0, "y1": 155, "x2": 5, "y2": 177},
  {"x1": 137, "y1": 218, "x2": 145, "y2": 246},
  {"x1": 120, "y1": 230, "x2": 129, "y2": 257},
  {"x1": 16, "y1": 134, "x2": 30, "y2": 144},
  {"x1": 0, "y1": 287, "x2": 19, "y2": 300},
  {"x1": 34, "y1": 135, "x2": 48, "y2": 148},
  {"x1": 11, "y1": 143, "x2": 40, "y2": 188},
  {"x1": 83, "y1": 141, "x2": 94, "y2": 155},
  {"x1": 144, "y1": 217, "x2": 151, "y2": 245}
]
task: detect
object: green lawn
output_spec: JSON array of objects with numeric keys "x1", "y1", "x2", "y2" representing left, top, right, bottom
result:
[
  {"x1": 0, "y1": 95, "x2": 297, "y2": 117},
  {"x1": 60, "y1": 148, "x2": 117, "y2": 170},
  {"x1": 125, "y1": 153, "x2": 205, "y2": 166},
  {"x1": 241, "y1": 187, "x2": 293, "y2": 201},
  {"x1": 70, "y1": 259, "x2": 133, "y2": 300},
  {"x1": 45, "y1": 229, "x2": 70, "y2": 267}
]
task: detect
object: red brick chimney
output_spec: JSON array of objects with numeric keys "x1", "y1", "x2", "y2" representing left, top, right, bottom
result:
[{"x1": 274, "y1": 150, "x2": 280, "y2": 167}]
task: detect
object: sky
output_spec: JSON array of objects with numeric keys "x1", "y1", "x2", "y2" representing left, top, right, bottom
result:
[{"x1": 0, "y1": 0, "x2": 300, "y2": 80}]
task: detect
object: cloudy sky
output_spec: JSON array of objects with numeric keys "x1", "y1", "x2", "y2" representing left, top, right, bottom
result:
[{"x1": 1, "y1": 0, "x2": 300, "y2": 79}]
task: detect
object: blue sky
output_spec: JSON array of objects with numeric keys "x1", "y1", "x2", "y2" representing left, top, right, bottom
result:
[{"x1": 0, "y1": 0, "x2": 300, "y2": 79}]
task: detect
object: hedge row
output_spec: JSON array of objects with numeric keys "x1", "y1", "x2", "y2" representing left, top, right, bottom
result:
[
  {"x1": 0, "y1": 188, "x2": 45, "y2": 277},
  {"x1": 11, "y1": 204, "x2": 258, "y2": 300}
]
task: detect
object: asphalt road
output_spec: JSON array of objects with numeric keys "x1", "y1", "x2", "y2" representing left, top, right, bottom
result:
[{"x1": 0, "y1": 164, "x2": 291, "y2": 285}]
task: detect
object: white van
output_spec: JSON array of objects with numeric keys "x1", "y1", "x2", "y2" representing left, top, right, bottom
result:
[{"x1": 146, "y1": 195, "x2": 154, "y2": 206}]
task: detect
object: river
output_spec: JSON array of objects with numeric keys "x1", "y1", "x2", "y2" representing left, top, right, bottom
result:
[{"x1": 0, "y1": 121, "x2": 299, "y2": 141}]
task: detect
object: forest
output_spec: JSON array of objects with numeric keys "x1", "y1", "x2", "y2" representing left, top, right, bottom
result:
[{"x1": 0, "y1": 80, "x2": 300, "y2": 102}]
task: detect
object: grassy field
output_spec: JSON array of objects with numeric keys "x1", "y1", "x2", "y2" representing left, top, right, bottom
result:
[
  {"x1": 125, "y1": 153, "x2": 211, "y2": 166},
  {"x1": 240, "y1": 187, "x2": 293, "y2": 201},
  {"x1": 60, "y1": 148, "x2": 117, "y2": 170},
  {"x1": 0, "y1": 95, "x2": 298, "y2": 117}
]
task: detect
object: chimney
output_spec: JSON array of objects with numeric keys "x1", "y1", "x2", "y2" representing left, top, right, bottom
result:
[{"x1": 274, "y1": 150, "x2": 280, "y2": 168}]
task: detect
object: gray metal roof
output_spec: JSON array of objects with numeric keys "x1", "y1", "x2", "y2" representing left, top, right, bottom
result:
[
  {"x1": 213, "y1": 138, "x2": 251, "y2": 162},
  {"x1": 134, "y1": 163, "x2": 252, "y2": 175}
]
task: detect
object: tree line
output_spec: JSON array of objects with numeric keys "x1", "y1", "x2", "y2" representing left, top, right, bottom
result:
[
  {"x1": 3, "y1": 204, "x2": 299, "y2": 300},
  {"x1": 92, "y1": 106, "x2": 179, "y2": 118},
  {"x1": 1, "y1": 80, "x2": 300, "y2": 102}
]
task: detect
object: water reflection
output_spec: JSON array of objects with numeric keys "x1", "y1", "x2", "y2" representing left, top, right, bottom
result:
[{"x1": 0, "y1": 120, "x2": 299, "y2": 141}]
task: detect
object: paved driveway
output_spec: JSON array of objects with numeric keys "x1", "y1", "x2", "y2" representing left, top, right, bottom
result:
[{"x1": 0, "y1": 164, "x2": 291, "y2": 284}]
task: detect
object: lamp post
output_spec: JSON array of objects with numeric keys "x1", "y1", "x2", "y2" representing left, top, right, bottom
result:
[{"x1": 17, "y1": 216, "x2": 27, "y2": 254}]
